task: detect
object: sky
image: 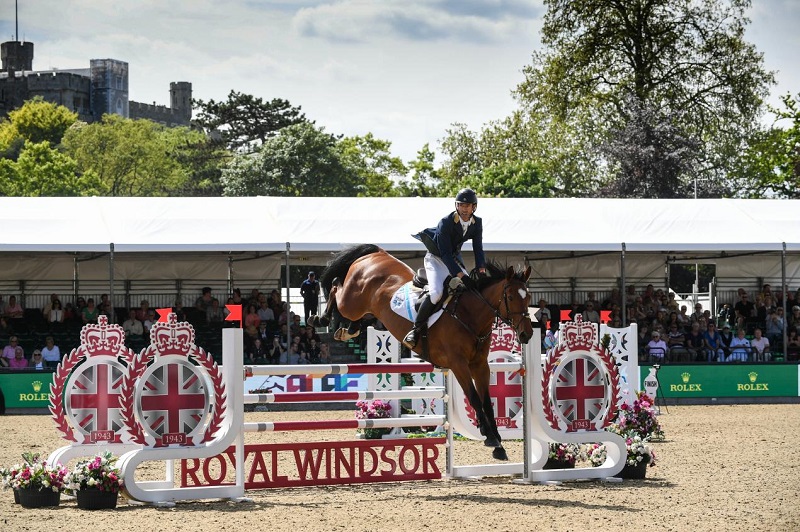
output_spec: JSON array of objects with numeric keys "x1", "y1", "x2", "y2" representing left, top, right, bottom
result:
[{"x1": 1, "y1": 0, "x2": 798, "y2": 164}]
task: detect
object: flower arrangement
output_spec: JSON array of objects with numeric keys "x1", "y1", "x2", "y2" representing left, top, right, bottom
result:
[
  {"x1": 622, "y1": 433, "x2": 657, "y2": 467},
  {"x1": 3, "y1": 452, "x2": 68, "y2": 492},
  {"x1": 614, "y1": 391, "x2": 664, "y2": 440},
  {"x1": 547, "y1": 442, "x2": 582, "y2": 466},
  {"x1": 355, "y1": 399, "x2": 392, "y2": 439},
  {"x1": 586, "y1": 443, "x2": 608, "y2": 468},
  {"x1": 66, "y1": 451, "x2": 124, "y2": 494}
]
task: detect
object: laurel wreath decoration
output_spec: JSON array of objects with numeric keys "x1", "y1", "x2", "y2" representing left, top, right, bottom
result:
[
  {"x1": 541, "y1": 347, "x2": 561, "y2": 430},
  {"x1": 49, "y1": 346, "x2": 87, "y2": 443},
  {"x1": 119, "y1": 345, "x2": 155, "y2": 445},
  {"x1": 598, "y1": 345, "x2": 621, "y2": 429},
  {"x1": 193, "y1": 345, "x2": 226, "y2": 443}
]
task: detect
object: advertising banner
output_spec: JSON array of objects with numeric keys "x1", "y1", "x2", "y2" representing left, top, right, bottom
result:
[
  {"x1": 640, "y1": 365, "x2": 799, "y2": 398},
  {"x1": 0, "y1": 370, "x2": 53, "y2": 408}
]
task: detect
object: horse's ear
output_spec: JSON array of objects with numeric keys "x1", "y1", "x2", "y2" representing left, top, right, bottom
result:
[
  {"x1": 523, "y1": 266, "x2": 531, "y2": 282},
  {"x1": 505, "y1": 266, "x2": 515, "y2": 280}
]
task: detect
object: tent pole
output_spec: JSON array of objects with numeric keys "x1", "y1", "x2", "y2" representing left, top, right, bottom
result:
[
  {"x1": 782, "y1": 243, "x2": 787, "y2": 357},
  {"x1": 109, "y1": 243, "x2": 115, "y2": 324},
  {"x1": 285, "y1": 242, "x2": 291, "y2": 352},
  {"x1": 621, "y1": 243, "x2": 627, "y2": 326}
]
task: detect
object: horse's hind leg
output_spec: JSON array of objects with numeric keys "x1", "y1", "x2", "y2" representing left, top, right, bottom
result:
[
  {"x1": 471, "y1": 361, "x2": 507, "y2": 460},
  {"x1": 451, "y1": 365, "x2": 504, "y2": 455},
  {"x1": 334, "y1": 318, "x2": 361, "y2": 341},
  {"x1": 309, "y1": 281, "x2": 339, "y2": 327}
]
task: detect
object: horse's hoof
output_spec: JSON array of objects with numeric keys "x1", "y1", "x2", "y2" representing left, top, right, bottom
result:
[
  {"x1": 483, "y1": 437, "x2": 500, "y2": 448},
  {"x1": 492, "y1": 447, "x2": 508, "y2": 461}
]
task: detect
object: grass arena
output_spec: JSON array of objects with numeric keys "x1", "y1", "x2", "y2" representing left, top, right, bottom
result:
[{"x1": 1, "y1": 404, "x2": 799, "y2": 532}]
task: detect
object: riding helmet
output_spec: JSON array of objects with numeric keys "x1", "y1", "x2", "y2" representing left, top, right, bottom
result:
[{"x1": 455, "y1": 188, "x2": 478, "y2": 205}]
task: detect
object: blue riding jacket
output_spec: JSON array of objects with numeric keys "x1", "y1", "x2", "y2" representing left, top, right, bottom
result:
[{"x1": 413, "y1": 211, "x2": 486, "y2": 277}]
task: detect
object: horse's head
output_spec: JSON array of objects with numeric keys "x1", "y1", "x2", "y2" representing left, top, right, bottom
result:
[{"x1": 476, "y1": 263, "x2": 534, "y2": 345}]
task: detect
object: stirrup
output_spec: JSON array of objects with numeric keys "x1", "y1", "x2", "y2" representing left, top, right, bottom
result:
[{"x1": 403, "y1": 328, "x2": 421, "y2": 348}]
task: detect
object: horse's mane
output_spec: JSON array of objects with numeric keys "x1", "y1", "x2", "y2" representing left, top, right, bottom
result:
[
  {"x1": 472, "y1": 260, "x2": 527, "y2": 291},
  {"x1": 320, "y1": 244, "x2": 381, "y2": 293}
]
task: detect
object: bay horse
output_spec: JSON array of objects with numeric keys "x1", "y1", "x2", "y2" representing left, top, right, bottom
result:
[{"x1": 310, "y1": 244, "x2": 533, "y2": 461}]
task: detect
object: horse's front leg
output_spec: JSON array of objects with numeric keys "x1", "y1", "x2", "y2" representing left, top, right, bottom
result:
[{"x1": 471, "y1": 360, "x2": 507, "y2": 460}]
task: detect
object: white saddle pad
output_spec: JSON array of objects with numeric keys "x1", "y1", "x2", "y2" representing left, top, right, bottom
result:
[{"x1": 389, "y1": 282, "x2": 444, "y2": 326}]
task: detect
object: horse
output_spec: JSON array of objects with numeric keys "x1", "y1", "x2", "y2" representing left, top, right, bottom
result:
[{"x1": 310, "y1": 244, "x2": 533, "y2": 461}]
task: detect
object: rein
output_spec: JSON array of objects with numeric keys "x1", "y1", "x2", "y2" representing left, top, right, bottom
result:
[{"x1": 447, "y1": 281, "x2": 530, "y2": 347}]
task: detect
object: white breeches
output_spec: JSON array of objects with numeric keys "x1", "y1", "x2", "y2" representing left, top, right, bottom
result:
[{"x1": 424, "y1": 252, "x2": 465, "y2": 304}]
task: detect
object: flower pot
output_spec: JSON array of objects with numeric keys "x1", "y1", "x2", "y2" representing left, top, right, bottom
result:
[
  {"x1": 543, "y1": 458, "x2": 575, "y2": 470},
  {"x1": 17, "y1": 488, "x2": 61, "y2": 508},
  {"x1": 614, "y1": 460, "x2": 648, "y2": 479},
  {"x1": 13, "y1": 489, "x2": 20, "y2": 504},
  {"x1": 76, "y1": 488, "x2": 119, "y2": 510}
]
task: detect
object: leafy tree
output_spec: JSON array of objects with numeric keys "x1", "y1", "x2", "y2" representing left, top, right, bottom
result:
[
  {"x1": 338, "y1": 134, "x2": 406, "y2": 197},
  {"x1": 0, "y1": 140, "x2": 101, "y2": 196},
  {"x1": 395, "y1": 144, "x2": 441, "y2": 197},
  {"x1": 732, "y1": 93, "x2": 800, "y2": 198},
  {"x1": 513, "y1": 0, "x2": 774, "y2": 197},
  {"x1": 462, "y1": 160, "x2": 557, "y2": 198},
  {"x1": 194, "y1": 90, "x2": 307, "y2": 152},
  {"x1": 62, "y1": 115, "x2": 196, "y2": 196},
  {"x1": 221, "y1": 122, "x2": 361, "y2": 197},
  {"x1": 6, "y1": 97, "x2": 78, "y2": 146}
]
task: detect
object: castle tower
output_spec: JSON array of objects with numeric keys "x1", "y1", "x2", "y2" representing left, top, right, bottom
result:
[
  {"x1": 90, "y1": 58, "x2": 129, "y2": 119},
  {"x1": 170, "y1": 81, "x2": 192, "y2": 121},
  {"x1": 1, "y1": 41, "x2": 34, "y2": 72}
]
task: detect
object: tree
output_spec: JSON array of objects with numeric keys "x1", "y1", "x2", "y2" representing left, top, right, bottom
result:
[
  {"x1": 6, "y1": 97, "x2": 78, "y2": 146},
  {"x1": 62, "y1": 115, "x2": 197, "y2": 196},
  {"x1": 0, "y1": 140, "x2": 101, "y2": 196},
  {"x1": 193, "y1": 91, "x2": 307, "y2": 152},
  {"x1": 395, "y1": 144, "x2": 441, "y2": 197},
  {"x1": 731, "y1": 93, "x2": 800, "y2": 198},
  {"x1": 337, "y1": 134, "x2": 406, "y2": 197},
  {"x1": 514, "y1": 0, "x2": 774, "y2": 197},
  {"x1": 221, "y1": 122, "x2": 362, "y2": 197},
  {"x1": 462, "y1": 160, "x2": 557, "y2": 198}
]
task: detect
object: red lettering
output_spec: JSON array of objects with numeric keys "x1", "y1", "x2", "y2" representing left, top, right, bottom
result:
[
  {"x1": 202, "y1": 454, "x2": 227, "y2": 485},
  {"x1": 334, "y1": 447, "x2": 355, "y2": 479},
  {"x1": 359, "y1": 447, "x2": 378, "y2": 476},
  {"x1": 248, "y1": 450, "x2": 270, "y2": 485},
  {"x1": 399, "y1": 444, "x2": 420, "y2": 474},
  {"x1": 181, "y1": 458, "x2": 202, "y2": 487},
  {"x1": 423, "y1": 442, "x2": 439, "y2": 474},
  {"x1": 379, "y1": 445, "x2": 397, "y2": 476},
  {"x1": 293, "y1": 447, "x2": 326, "y2": 480}
]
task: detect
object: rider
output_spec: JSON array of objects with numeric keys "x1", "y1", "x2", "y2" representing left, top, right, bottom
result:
[{"x1": 403, "y1": 188, "x2": 487, "y2": 348}]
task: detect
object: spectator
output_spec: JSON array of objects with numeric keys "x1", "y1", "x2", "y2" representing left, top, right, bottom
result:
[
  {"x1": 646, "y1": 331, "x2": 668, "y2": 363},
  {"x1": 585, "y1": 291, "x2": 601, "y2": 310},
  {"x1": 728, "y1": 329, "x2": 751, "y2": 362},
  {"x1": 135, "y1": 299, "x2": 150, "y2": 322},
  {"x1": 3, "y1": 295, "x2": 23, "y2": 319},
  {"x1": 287, "y1": 341, "x2": 303, "y2": 364},
  {"x1": 248, "y1": 338, "x2": 268, "y2": 365},
  {"x1": 534, "y1": 299, "x2": 551, "y2": 328},
  {"x1": 143, "y1": 309, "x2": 157, "y2": 334},
  {"x1": 48, "y1": 299, "x2": 65, "y2": 324},
  {"x1": 63, "y1": 302, "x2": 78, "y2": 324},
  {"x1": 300, "y1": 271, "x2": 320, "y2": 324},
  {"x1": 717, "y1": 303, "x2": 734, "y2": 329},
  {"x1": 786, "y1": 330, "x2": 800, "y2": 361},
  {"x1": 734, "y1": 290, "x2": 755, "y2": 320},
  {"x1": 690, "y1": 303, "x2": 704, "y2": 323},
  {"x1": 628, "y1": 296, "x2": 647, "y2": 324},
  {"x1": 42, "y1": 293, "x2": 59, "y2": 317},
  {"x1": 303, "y1": 325, "x2": 320, "y2": 347},
  {"x1": 206, "y1": 298, "x2": 225, "y2": 324},
  {"x1": 172, "y1": 299, "x2": 187, "y2": 322},
  {"x1": 195, "y1": 287, "x2": 213, "y2": 312},
  {"x1": 765, "y1": 308, "x2": 784, "y2": 348},
  {"x1": 719, "y1": 325, "x2": 734, "y2": 360},
  {"x1": 81, "y1": 298, "x2": 99, "y2": 324},
  {"x1": 257, "y1": 300, "x2": 275, "y2": 323},
  {"x1": 601, "y1": 288, "x2": 621, "y2": 310},
  {"x1": 290, "y1": 314, "x2": 303, "y2": 337},
  {"x1": 686, "y1": 322, "x2": 706, "y2": 362},
  {"x1": 307, "y1": 338, "x2": 321, "y2": 363},
  {"x1": 666, "y1": 292, "x2": 679, "y2": 312},
  {"x1": 637, "y1": 324, "x2": 650, "y2": 362},
  {"x1": 702, "y1": 323, "x2": 725, "y2": 362},
  {"x1": 41, "y1": 336, "x2": 61, "y2": 368},
  {"x1": 750, "y1": 328, "x2": 770, "y2": 362},
  {"x1": 583, "y1": 302, "x2": 600, "y2": 324},
  {"x1": 231, "y1": 288, "x2": 245, "y2": 307},
  {"x1": 790, "y1": 306, "x2": 800, "y2": 335},
  {"x1": 1, "y1": 336, "x2": 20, "y2": 367},
  {"x1": 666, "y1": 323, "x2": 688, "y2": 362},
  {"x1": 268, "y1": 337, "x2": 284, "y2": 364},
  {"x1": 677, "y1": 305, "x2": 691, "y2": 327},
  {"x1": 0, "y1": 295, "x2": 5, "y2": 316},
  {"x1": 318, "y1": 342, "x2": 332, "y2": 364},
  {"x1": 75, "y1": 296, "x2": 87, "y2": 313},
  {"x1": 245, "y1": 304, "x2": 261, "y2": 330},
  {"x1": 8, "y1": 346, "x2": 28, "y2": 369},
  {"x1": 28, "y1": 349, "x2": 45, "y2": 370},
  {"x1": 247, "y1": 288, "x2": 262, "y2": 309},
  {"x1": 123, "y1": 309, "x2": 144, "y2": 337},
  {"x1": 222, "y1": 297, "x2": 235, "y2": 321},
  {"x1": 256, "y1": 322, "x2": 271, "y2": 344}
]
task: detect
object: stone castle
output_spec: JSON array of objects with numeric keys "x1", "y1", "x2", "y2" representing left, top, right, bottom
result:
[{"x1": 0, "y1": 39, "x2": 192, "y2": 127}]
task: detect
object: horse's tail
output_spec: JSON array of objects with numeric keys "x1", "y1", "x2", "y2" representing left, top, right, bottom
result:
[{"x1": 321, "y1": 244, "x2": 381, "y2": 293}]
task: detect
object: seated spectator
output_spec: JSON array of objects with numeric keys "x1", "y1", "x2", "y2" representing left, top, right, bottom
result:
[
  {"x1": 690, "y1": 303, "x2": 704, "y2": 323},
  {"x1": 135, "y1": 300, "x2": 150, "y2": 322},
  {"x1": 81, "y1": 298, "x2": 100, "y2": 324},
  {"x1": 41, "y1": 336, "x2": 61, "y2": 368},
  {"x1": 196, "y1": 287, "x2": 213, "y2": 312},
  {"x1": 303, "y1": 325, "x2": 320, "y2": 346},
  {"x1": 790, "y1": 305, "x2": 800, "y2": 335},
  {"x1": 719, "y1": 325, "x2": 734, "y2": 360},
  {"x1": 206, "y1": 298, "x2": 225, "y2": 324},
  {"x1": 628, "y1": 296, "x2": 646, "y2": 323},
  {"x1": 677, "y1": 305, "x2": 690, "y2": 327},
  {"x1": 48, "y1": 299, "x2": 65, "y2": 324},
  {"x1": 318, "y1": 342, "x2": 331, "y2": 364},
  {"x1": 257, "y1": 300, "x2": 275, "y2": 323},
  {"x1": 750, "y1": 328, "x2": 770, "y2": 362},
  {"x1": 703, "y1": 323, "x2": 725, "y2": 362},
  {"x1": 582, "y1": 302, "x2": 600, "y2": 324},
  {"x1": 245, "y1": 304, "x2": 261, "y2": 330},
  {"x1": 666, "y1": 324, "x2": 688, "y2": 362},
  {"x1": 585, "y1": 292, "x2": 601, "y2": 310},
  {"x1": 123, "y1": 309, "x2": 144, "y2": 337},
  {"x1": 717, "y1": 303, "x2": 734, "y2": 328},
  {"x1": 28, "y1": 349, "x2": 45, "y2": 370},
  {"x1": 1, "y1": 336, "x2": 20, "y2": 367},
  {"x1": 637, "y1": 324, "x2": 650, "y2": 362},
  {"x1": 601, "y1": 288, "x2": 621, "y2": 310},
  {"x1": 143, "y1": 309, "x2": 157, "y2": 334},
  {"x1": 268, "y1": 337, "x2": 284, "y2": 364},
  {"x1": 786, "y1": 330, "x2": 800, "y2": 361},
  {"x1": 42, "y1": 293, "x2": 59, "y2": 317},
  {"x1": 534, "y1": 299, "x2": 551, "y2": 327},
  {"x1": 307, "y1": 338, "x2": 321, "y2": 363},
  {"x1": 248, "y1": 338, "x2": 268, "y2": 365},
  {"x1": 8, "y1": 345, "x2": 28, "y2": 369},
  {"x1": 728, "y1": 329, "x2": 751, "y2": 362},
  {"x1": 172, "y1": 299, "x2": 187, "y2": 322},
  {"x1": 686, "y1": 322, "x2": 706, "y2": 362},
  {"x1": 765, "y1": 308, "x2": 784, "y2": 348},
  {"x1": 3, "y1": 295, "x2": 24, "y2": 319},
  {"x1": 290, "y1": 314, "x2": 303, "y2": 336},
  {"x1": 646, "y1": 331, "x2": 668, "y2": 362}
]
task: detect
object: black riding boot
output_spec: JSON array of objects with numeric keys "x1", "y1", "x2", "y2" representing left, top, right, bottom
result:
[{"x1": 403, "y1": 294, "x2": 435, "y2": 348}]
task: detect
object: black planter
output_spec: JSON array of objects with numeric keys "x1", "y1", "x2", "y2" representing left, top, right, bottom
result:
[
  {"x1": 543, "y1": 458, "x2": 575, "y2": 470},
  {"x1": 614, "y1": 460, "x2": 648, "y2": 479},
  {"x1": 13, "y1": 488, "x2": 20, "y2": 504},
  {"x1": 17, "y1": 488, "x2": 61, "y2": 508},
  {"x1": 76, "y1": 488, "x2": 119, "y2": 510}
]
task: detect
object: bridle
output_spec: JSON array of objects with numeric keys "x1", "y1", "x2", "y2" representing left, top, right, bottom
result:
[{"x1": 448, "y1": 279, "x2": 531, "y2": 345}]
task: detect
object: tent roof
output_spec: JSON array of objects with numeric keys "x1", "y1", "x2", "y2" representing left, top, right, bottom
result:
[{"x1": 1, "y1": 196, "x2": 798, "y2": 253}]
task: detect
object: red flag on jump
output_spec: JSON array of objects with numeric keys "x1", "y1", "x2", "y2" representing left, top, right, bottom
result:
[
  {"x1": 156, "y1": 308, "x2": 172, "y2": 322},
  {"x1": 225, "y1": 304, "x2": 243, "y2": 327},
  {"x1": 600, "y1": 310, "x2": 612, "y2": 324}
]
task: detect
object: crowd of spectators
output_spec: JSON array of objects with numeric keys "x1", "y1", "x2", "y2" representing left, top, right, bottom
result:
[{"x1": 0, "y1": 286, "x2": 333, "y2": 370}]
